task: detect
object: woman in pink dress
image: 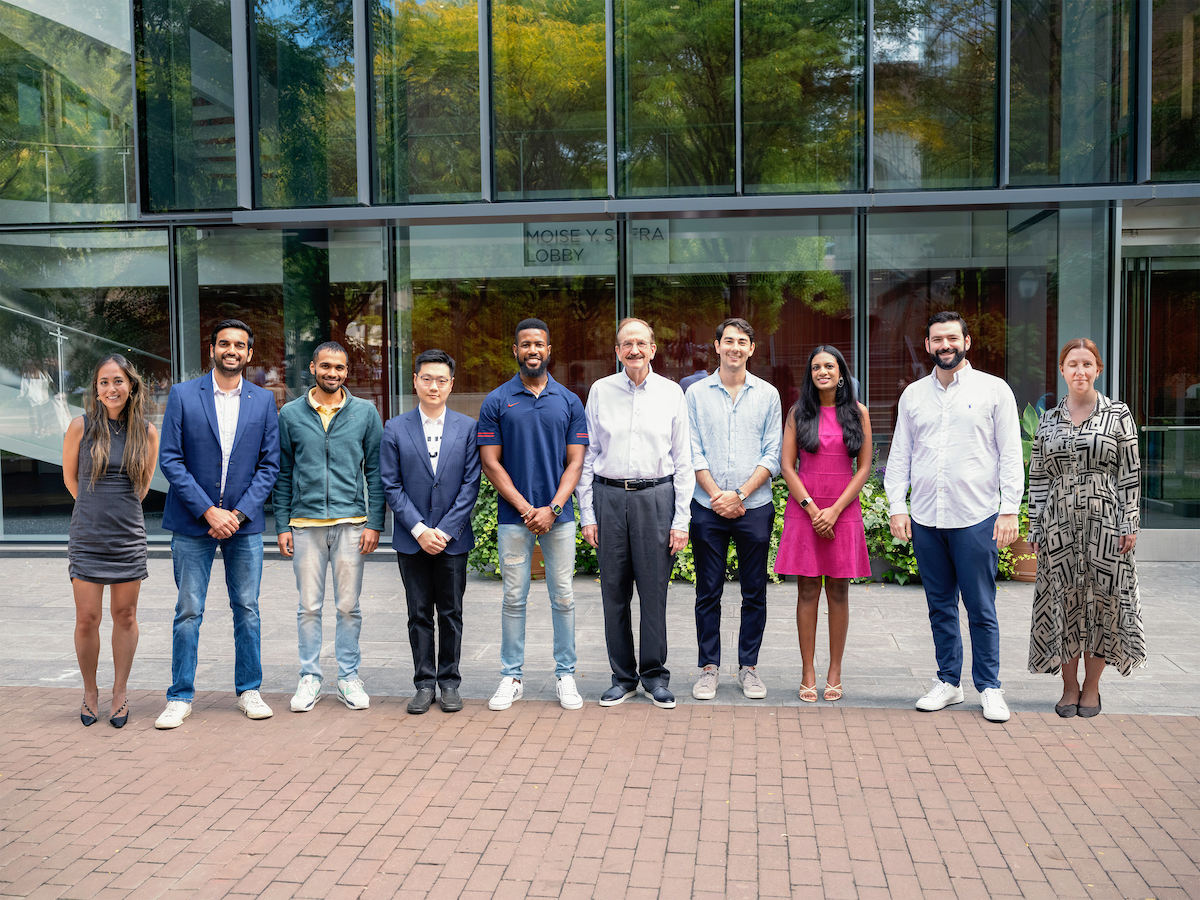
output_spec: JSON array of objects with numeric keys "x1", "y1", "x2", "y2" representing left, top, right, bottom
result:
[{"x1": 775, "y1": 345, "x2": 872, "y2": 702}]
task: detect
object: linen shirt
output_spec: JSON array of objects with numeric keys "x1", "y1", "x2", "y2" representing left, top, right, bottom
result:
[
  {"x1": 884, "y1": 363, "x2": 1024, "y2": 529},
  {"x1": 577, "y1": 368, "x2": 695, "y2": 532},
  {"x1": 211, "y1": 370, "x2": 242, "y2": 502},
  {"x1": 686, "y1": 370, "x2": 782, "y2": 510},
  {"x1": 410, "y1": 408, "x2": 449, "y2": 542}
]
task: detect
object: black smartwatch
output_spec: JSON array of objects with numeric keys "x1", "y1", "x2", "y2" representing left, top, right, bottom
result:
[
  {"x1": 235, "y1": 510, "x2": 249, "y2": 526},
  {"x1": 551, "y1": 503, "x2": 564, "y2": 517}
]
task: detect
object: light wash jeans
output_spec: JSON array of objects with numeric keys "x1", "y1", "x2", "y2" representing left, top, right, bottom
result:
[
  {"x1": 292, "y1": 522, "x2": 366, "y2": 683},
  {"x1": 167, "y1": 531, "x2": 264, "y2": 702},
  {"x1": 498, "y1": 521, "x2": 577, "y2": 678}
]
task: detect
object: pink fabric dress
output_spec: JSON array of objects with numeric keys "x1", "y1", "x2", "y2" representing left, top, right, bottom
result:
[{"x1": 774, "y1": 406, "x2": 871, "y2": 578}]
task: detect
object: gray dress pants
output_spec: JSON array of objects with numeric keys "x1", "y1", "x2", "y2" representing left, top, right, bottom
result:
[{"x1": 594, "y1": 481, "x2": 677, "y2": 690}]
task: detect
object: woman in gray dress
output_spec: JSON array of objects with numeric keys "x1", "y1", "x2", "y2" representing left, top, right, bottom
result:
[{"x1": 62, "y1": 355, "x2": 159, "y2": 727}]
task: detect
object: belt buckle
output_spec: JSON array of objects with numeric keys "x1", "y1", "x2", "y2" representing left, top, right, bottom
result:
[{"x1": 624, "y1": 479, "x2": 636, "y2": 491}]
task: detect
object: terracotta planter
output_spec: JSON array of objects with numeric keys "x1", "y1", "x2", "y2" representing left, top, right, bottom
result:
[
  {"x1": 1009, "y1": 537, "x2": 1037, "y2": 583},
  {"x1": 530, "y1": 543, "x2": 546, "y2": 580}
]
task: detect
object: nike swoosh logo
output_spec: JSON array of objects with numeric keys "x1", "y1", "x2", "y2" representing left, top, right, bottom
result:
[{"x1": 507, "y1": 402, "x2": 519, "y2": 407}]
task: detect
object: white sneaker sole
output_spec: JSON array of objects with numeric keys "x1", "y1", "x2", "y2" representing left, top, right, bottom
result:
[
  {"x1": 557, "y1": 693, "x2": 584, "y2": 710},
  {"x1": 489, "y1": 691, "x2": 523, "y2": 711},
  {"x1": 740, "y1": 684, "x2": 767, "y2": 700},
  {"x1": 290, "y1": 694, "x2": 320, "y2": 712},
  {"x1": 154, "y1": 708, "x2": 190, "y2": 730},
  {"x1": 692, "y1": 687, "x2": 717, "y2": 700},
  {"x1": 238, "y1": 702, "x2": 273, "y2": 720},
  {"x1": 916, "y1": 691, "x2": 965, "y2": 712},
  {"x1": 338, "y1": 694, "x2": 370, "y2": 710},
  {"x1": 598, "y1": 689, "x2": 636, "y2": 707}
]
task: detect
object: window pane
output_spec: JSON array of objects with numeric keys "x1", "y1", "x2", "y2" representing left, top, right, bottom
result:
[
  {"x1": 0, "y1": 230, "x2": 171, "y2": 536},
  {"x1": 137, "y1": 0, "x2": 238, "y2": 211},
  {"x1": 399, "y1": 223, "x2": 617, "y2": 418},
  {"x1": 253, "y1": 0, "x2": 358, "y2": 207},
  {"x1": 742, "y1": 0, "x2": 865, "y2": 194},
  {"x1": 372, "y1": 0, "x2": 482, "y2": 203},
  {"x1": 1151, "y1": 0, "x2": 1200, "y2": 181},
  {"x1": 874, "y1": 0, "x2": 997, "y2": 190},
  {"x1": 615, "y1": 0, "x2": 735, "y2": 197},
  {"x1": 1010, "y1": 0, "x2": 1131, "y2": 185},
  {"x1": 628, "y1": 215, "x2": 857, "y2": 418},
  {"x1": 867, "y1": 208, "x2": 1111, "y2": 455},
  {"x1": 0, "y1": 1, "x2": 135, "y2": 223},
  {"x1": 493, "y1": 0, "x2": 607, "y2": 200}
]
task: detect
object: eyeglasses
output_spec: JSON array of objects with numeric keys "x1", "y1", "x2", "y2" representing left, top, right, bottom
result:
[
  {"x1": 619, "y1": 340, "x2": 652, "y2": 352},
  {"x1": 417, "y1": 376, "x2": 451, "y2": 387}
]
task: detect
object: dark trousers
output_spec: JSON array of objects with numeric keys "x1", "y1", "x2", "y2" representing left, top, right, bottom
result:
[
  {"x1": 690, "y1": 499, "x2": 774, "y2": 668},
  {"x1": 595, "y1": 481, "x2": 676, "y2": 691},
  {"x1": 911, "y1": 514, "x2": 1001, "y2": 692},
  {"x1": 396, "y1": 550, "x2": 467, "y2": 689}
]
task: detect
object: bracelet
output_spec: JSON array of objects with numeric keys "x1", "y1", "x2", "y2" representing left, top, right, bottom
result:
[{"x1": 522, "y1": 505, "x2": 535, "y2": 519}]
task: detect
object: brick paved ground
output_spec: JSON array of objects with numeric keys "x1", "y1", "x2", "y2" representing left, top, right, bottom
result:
[{"x1": 3, "y1": 687, "x2": 1200, "y2": 900}]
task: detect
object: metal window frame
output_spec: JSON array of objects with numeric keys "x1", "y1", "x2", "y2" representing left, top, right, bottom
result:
[
  {"x1": 1136, "y1": 0, "x2": 1152, "y2": 182},
  {"x1": 734, "y1": 0, "x2": 743, "y2": 196},
  {"x1": 479, "y1": 0, "x2": 493, "y2": 201},
  {"x1": 354, "y1": 0, "x2": 372, "y2": 205},
  {"x1": 231, "y1": 0, "x2": 254, "y2": 210},
  {"x1": 998, "y1": 0, "x2": 1011, "y2": 188},
  {"x1": 864, "y1": 0, "x2": 874, "y2": 192}
]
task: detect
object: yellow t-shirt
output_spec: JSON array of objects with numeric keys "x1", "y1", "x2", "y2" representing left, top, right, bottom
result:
[{"x1": 289, "y1": 387, "x2": 369, "y2": 530}]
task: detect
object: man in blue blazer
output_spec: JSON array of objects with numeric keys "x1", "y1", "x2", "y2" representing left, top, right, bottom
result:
[
  {"x1": 381, "y1": 349, "x2": 481, "y2": 715},
  {"x1": 154, "y1": 319, "x2": 281, "y2": 730}
]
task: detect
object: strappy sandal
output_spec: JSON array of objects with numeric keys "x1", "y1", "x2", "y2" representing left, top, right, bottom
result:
[
  {"x1": 110, "y1": 698, "x2": 129, "y2": 729},
  {"x1": 798, "y1": 684, "x2": 818, "y2": 703},
  {"x1": 823, "y1": 683, "x2": 843, "y2": 702},
  {"x1": 80, "y1": 700, "x2": 97, "y2": 727}
]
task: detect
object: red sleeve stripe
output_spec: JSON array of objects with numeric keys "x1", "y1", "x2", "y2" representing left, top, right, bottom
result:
[{"x1": 477, "y1": 431, "x2": 495, "y2": 437}]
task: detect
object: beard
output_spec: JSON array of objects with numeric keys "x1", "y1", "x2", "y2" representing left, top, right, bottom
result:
[
  {"x1": 520, "y1": 357, "x2": 547, "y2": 379},
  {"x1": 931, "y1": 348, "x2": 965, "y2": 371},
  {"x1": 214, "y1": 354, "x2": 247, "y2": 376}
]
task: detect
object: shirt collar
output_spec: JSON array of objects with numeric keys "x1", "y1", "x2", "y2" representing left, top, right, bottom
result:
[
  {"x1": 930, "y1": 360, "x2": 972, "y2": 392},
  {"x1": 706, "y1": 369, "x2": 757, "y2": 394},
  {"x1": 621, "y1": 365, "x2": 655, "y2": 391},
  {"x1": 1053, "y1": 391, "x2": 1106, "y2": 421},
  {"x1": 507, "y1": 371, "x2": 560, "y2": 397},
  {"x1": 212, "y1": 370, "x2": 243, "y2": 397},
  {"x1": 307, "y1": 386, "x2": 346, "y2": 412},
  {"x1": 421, "y1": 408, "x2": 446, "y2": 427}
]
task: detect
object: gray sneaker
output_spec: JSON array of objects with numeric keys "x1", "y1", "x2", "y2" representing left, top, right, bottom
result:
[
  {"x1": 737, "y1": 666, "x2": 767, "y2": 699},
  {"x1": 692, "y1": 666, "x2": 719, "y2": 700}
]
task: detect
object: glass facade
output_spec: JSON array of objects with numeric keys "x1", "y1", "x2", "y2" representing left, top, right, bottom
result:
[{"x1": 0, "y1": 0, "x2": 1195, "y2": 544}]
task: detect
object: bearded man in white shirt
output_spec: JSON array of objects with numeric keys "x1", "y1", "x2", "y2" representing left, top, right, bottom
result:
[
  {"x1": 578, "y1": 318, "x2": 696, "y2": 710},
  {"x1": 884, "y1": 311, "x2": 1024, "y2": 723}
]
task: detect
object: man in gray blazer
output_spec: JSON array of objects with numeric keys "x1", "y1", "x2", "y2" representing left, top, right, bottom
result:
[{"x1": 380, "y1": 349, "x2": 481, "y2": 714}]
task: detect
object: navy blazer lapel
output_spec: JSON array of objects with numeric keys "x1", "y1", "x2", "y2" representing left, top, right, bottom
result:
[
  {"x1": 232, "y1": 380, "x2": 254, "y2": 449},
  {"x1": 405, "y1": 408, "x2": 435, "y2": 476},
  {"x1": 199, "y1": 375, "x2": 221, "y2": 445}
]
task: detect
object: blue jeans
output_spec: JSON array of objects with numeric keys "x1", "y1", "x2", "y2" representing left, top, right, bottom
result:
[
  {"x1": 911, "y1": 515, "x2": 1001, "y2": 692},
  {"x1": 498, "y1": 521, "x2": 577, "y2": 678},
  {"x1": 167, "y1": 531, "x2": 264, "y2": 701},
  {"x1": 292, "y1": 523, "x2": 365, "y2": 683}
]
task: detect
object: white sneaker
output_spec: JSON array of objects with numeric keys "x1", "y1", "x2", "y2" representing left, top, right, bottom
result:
[
  {"x1": 980, "y1": 688, "x2": 1010, "y2": 722},
  {"x1": 237, "y1": 690, "x2": 273, "y2": 720},
  {"x1": 556, "y1": 675, "x2": 583, "y2": 710},
  {"x1": 488, "y1": 676, "x2": 523, "y2": 711},
  {"x1": 154, "y1": 700, "x2": 191, "y2": 730},
  {"x1": 337, "y1": 678, "x2": 370, "y2": 710},
  {"x1": 290, "y1": 675, "x2": 321, "y2": 712},
  {"x1": 915, "y1": 679, "x2": 965, "y2": 711},
  {"x1": 693, "y1": 666, "x2": 719, "y2": 700},
  {"x1": 737, "y1": 666, "x2": 767, "y2": 699}
]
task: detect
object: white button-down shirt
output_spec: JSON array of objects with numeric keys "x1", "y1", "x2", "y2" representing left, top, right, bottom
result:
[
  {"x1": 884, "y1": 363, "x2": 1024, "y2": 529},
  {"x1": 212, "y1": 370, "x2": 242, "y2": 501},
  {"x1": 410, "y1": 408, "x2": 449, "y2": 542},
  {"x1": 577, "y1": 368, "x2": 695, "y2": 531},
  {"x1": 686, "y1": 370, "x2": 782, "y2": 510}
]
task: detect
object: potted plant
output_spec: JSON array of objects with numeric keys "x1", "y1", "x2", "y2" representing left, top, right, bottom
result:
[{"x1": 1008, "y1": 403, "x2": 1043, "y2": 582}]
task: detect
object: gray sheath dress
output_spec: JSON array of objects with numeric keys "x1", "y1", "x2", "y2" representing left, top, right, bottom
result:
[{"x1": 68, "y1": 417, "x2": 149, "y2": 584}]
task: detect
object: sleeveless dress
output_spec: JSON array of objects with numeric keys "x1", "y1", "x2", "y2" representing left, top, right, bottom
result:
[
  {"x1": 68, "y1": 417, "x2": 149, "y2": 584},
  {"x1": 774, "y1": 406, "x2": 870, "y2": 578}
]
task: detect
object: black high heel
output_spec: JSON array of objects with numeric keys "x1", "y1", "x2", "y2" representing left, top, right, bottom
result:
[
  {"x1": 110, "y1": 699, "x2": 129, "y2": 729},
  {"x1": 80, "y1": 700, "x2": 97, "y2": 727}
]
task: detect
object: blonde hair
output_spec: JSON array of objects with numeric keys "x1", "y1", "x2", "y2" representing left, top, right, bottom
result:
[{"x1": 82, "y1": 355, "x2": 155, "y2": 495}]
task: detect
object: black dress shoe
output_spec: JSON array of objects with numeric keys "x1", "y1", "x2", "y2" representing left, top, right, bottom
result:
[
  {"x1": 407, "y1": 687, "x2": 435, "y2": 714},
  {"x1": 599, "y1": 685, "x2": 637, "y2": 707},
  {"x1": 1077, "y1": 694, "x2": 1102, "y2": 718},
  {"x1": 80, "y1": 700, "x2": 97, "y2": 727},
  {"x1": 439, "y1": 687, "x2": 463, "y2": 712},
  {"x1": 647, "y1": 686, "x2": 676, "y2": 709},
  {"x1": 110, "y1": 699, "x2": 129, "y2": 729}
]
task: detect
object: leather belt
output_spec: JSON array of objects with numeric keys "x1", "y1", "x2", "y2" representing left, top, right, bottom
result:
[{"x1": 595, "y1": 475, "x2": 673, "y2": 491}]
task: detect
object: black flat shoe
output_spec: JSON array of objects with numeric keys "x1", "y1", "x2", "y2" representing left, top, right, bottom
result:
[
  {"x1": 110, "y1": 699, "x2": 129, "y2": 729},
  {"x1": 80, "y1": 701, "x2": 97, "y2": 727},
  {"x1": 407, "y1": 687, "x2": 435, "y2": 714},
  {"x1": 439, "y1": 687, "x2": 463, "y2": 713},
  {"x1": 1055, "y1": 702, "x2": 1078, "y2": 718},
  {"x1": 1077, "y1": 694, "x2": 1102, "y2": 718}
]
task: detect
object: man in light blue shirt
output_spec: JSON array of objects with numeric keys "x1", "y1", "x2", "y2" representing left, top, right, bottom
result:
[{"x1": 686, "y1": 318, "x2": 782, "y2": 701}]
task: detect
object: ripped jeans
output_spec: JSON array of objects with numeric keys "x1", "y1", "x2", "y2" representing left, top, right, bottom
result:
[{"x1": 497, "y1": 521, "x2": 577, "y2": 679}]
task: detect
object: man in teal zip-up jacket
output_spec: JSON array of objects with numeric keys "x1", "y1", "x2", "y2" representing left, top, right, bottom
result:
[{"x1": 273, "y1": 341, "x2": 385, "y2": 713}]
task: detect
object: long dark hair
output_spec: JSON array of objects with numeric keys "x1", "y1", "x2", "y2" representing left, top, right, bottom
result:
[
  {"x1": 792, "y1": 345, "x2": 863, "y2": 456},
  {"x1": 82, "y1": 355, "x2": 154, "y2": 494}
]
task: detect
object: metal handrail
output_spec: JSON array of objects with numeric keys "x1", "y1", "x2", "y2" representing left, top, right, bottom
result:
[{"x1": 1141, "y1": 425, "x2": 1200, "y2": 432}]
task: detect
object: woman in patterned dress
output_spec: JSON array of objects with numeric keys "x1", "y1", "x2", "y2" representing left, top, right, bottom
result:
[{"x1": 1027, "y1": 338, "x2": 1144, "y2": 718}]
